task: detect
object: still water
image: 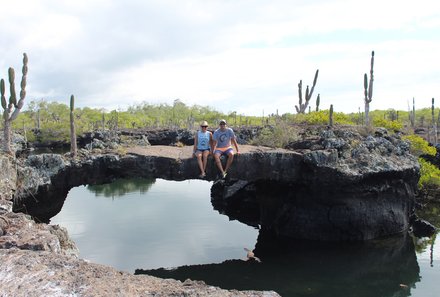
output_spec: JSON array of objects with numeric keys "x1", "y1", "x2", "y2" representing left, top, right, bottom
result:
[
  {"x1": 51, "y1": 178, "x2": 258, "y2": 271},
  {"x1": 51, "y1": 178, "x2": 439, "y2": 297}
]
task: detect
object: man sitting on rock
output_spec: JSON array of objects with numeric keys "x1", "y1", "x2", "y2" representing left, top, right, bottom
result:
[{"x1": 212, "y1": 119, "x2": 240, "y2": 179}]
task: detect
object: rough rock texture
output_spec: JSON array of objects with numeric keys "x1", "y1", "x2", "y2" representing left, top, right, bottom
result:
[
  {"x1": 212, "y1": 128, "x2": 420, "y2": 241},
  {"x1": 0, "y1": 126, "x2": 423, "y2": 296},
  {"x1": 13, "y1": 127, "x2": 420, "y2": 242},
  {"x1": 0, "y1": 155, "x2": 280, "y2": 297},
  {"x1": 0, "y1": 155, "x2": 17, "y2": 200},
  {"x1": 0, "y1": 248, "x2": 279, "y2": 296},
  {"x1": 25, "y1": 127, "x2": 262, "y2": 152}
]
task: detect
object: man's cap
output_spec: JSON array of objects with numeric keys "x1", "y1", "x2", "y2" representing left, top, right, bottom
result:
[
  {"x1": 219, "y1": 119, "x2": 227, "y2": 124},
  {"x1": 200, "y1": 120, "x2": 208, "y2": 126}
]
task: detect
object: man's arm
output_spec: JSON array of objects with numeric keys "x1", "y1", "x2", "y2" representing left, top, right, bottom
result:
[
  {"x1": 232, "y1": 137, "x2": 239, "y2": 154},
  {"x1": 209, "y1": 132, "x2": 215, "y2": 153}
]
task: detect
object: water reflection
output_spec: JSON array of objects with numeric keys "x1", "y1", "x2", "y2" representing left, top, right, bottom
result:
[
  {"x1": 51, "y1": 178, "x2": 440, "y2": 296},
  {"x1": 414, "y1": 202, "x2": 439, "y2": 269},
  {"x1": 138, "y1": 232, "x2": 420, "y2": 297},
  {"x1": 50, "y1": 178, "x2": 258, "y2": 272},
  {"x1": 87, "y1": 178, "x2": 156, "y2": 198}
]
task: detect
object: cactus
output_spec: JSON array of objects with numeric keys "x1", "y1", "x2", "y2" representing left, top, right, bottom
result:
[
  {"x1": 1, "y1": 53, "x2": 28, "y2": 154},
  {"x1": 432, "y1": 98, "x2": 437, "y2": 144},
  {"x1": 409, "y1": 97, "x2": 415, "y2": 128},
  {"x1": 363, "y1": 51, "x2": 374, "y2": 126},
  {"x1": 70, "y1": 95, "x2": 77, "y2": 157},
  {"x1": 329, "y1": 104, "x2": 334, "y2": 127},
  {"x1": 315, "y1": 94, "x2": 320, "y2": 112},
  {"x1": 295, "y1": 69, "x2": 319, "y2": 114}
]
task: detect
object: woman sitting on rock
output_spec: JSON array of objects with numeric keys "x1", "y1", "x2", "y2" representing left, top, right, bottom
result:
[{"x1": 193, "y1": 121, "x2": 213, "y2": 178}]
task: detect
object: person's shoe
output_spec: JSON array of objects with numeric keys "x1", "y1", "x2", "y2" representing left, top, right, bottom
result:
[
  {"x1": 199, "y1": 173, "x2": 206, "y2": 178},
  {"x1": 222, "y1": 172, "x2": 227, "y2": 179}
]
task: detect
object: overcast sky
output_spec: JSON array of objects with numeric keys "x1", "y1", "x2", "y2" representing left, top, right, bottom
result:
[{"x1": 1, "y1": 0, "x2": 439, "y2": 116}]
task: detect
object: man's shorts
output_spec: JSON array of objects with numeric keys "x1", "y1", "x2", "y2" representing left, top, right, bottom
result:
[{"x1": 214, "y1": 146, "x2": 234, "y2": 156}]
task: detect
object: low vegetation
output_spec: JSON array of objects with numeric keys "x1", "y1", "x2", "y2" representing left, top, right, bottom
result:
[
  {"x1": 402, "y1": 135, "x2": 440, "y2": 194},
  {"x1": 4, "y1": 97, "x2": 440, "y2": 195}
]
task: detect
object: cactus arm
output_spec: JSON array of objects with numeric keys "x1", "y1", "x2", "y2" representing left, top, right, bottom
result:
[
  {"x1": 8, "y1": 68, "x2": 17, "y2": 107},
  {"x1": 308, "y1": 69, "x2": 319, "y2": 100},
  {"x1": 298, "y1": 80, "x2": 303, "y2": 106},
  {"x1": 368, "y1": 51, "x2": 374, "y2": 101},
  {"x1": 1, "y1": 79, "x2": 6, "y2": 109},
  {"x1": 17, "y1": 53, "x2": 28, "y2": 107},
  {"x1": 363, "y1": 73, "x2": 369, "y2": 103},
  {"x1": 305, "y1": 86, "x2": 310, "y2": 102},
  {"x1": 70, "y1": 94, "x2": 75, "y2": 111}
]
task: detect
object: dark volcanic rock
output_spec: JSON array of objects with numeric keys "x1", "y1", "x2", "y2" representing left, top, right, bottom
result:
[
  {"x1": 411, "y1": 217, "x2": 437, "y2": 238},
  {"x1": 13, "y1": 127, "x2": 420, "y2": 241}
]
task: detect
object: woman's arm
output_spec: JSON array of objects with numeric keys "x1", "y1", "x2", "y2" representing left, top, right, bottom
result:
[{"x1": 193, "y1": 132, "x2": 198, "y2": 155}]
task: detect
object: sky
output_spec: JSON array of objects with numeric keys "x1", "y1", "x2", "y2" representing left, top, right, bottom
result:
[{"x1": 0, "y1": 0, "x2": 439, "y2": 116}]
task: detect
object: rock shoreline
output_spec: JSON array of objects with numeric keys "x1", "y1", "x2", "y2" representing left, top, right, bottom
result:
[
  {"x1": 0, "y1": 126, "x2": 422, "y2": 295},
  {"x1": 0, "y1": 160, "x2": 280, "y2": 296}
]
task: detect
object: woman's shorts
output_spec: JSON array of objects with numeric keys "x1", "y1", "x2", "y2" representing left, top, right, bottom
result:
[{"x1": 195, "y1": 149, "x2": 210, "y2": 154}]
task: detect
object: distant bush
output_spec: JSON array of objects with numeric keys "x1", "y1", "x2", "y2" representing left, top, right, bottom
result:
[
  {"x1": 372, "y1": 118, "x2": 403, "y2": 131},
  {"x1": 402, "y1": 135, "x2": 439, "y2": 191},
  {"x1": 293, "y1": 110, "x2": 354, "y2": 126},
  {"x1": 251, "y1": 121, "x2": 300, "y2": 148},
  {"x1": 418, "y1": 158, "x2": 440, "y2": 190},
  {"x1": 402, "y1": 135, "x2": 436, "y2": 156}
]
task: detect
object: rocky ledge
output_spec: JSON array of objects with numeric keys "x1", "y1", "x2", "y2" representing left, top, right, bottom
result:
[
  {"x1": 12, "y1": 126, "x2": 420, "y2": 242},
  {"x1": 0, "y1": 126, "x2": 424, "y2": 295},
  {"x1": 0, "y1": 193, "x2": 279, "y2": 296}
]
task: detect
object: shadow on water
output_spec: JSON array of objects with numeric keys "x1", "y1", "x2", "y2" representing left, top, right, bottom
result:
[{"x1": 136, "y1": 231, "x2": 420, "y2": 297}]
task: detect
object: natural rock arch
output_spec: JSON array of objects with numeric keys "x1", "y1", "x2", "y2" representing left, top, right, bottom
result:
[{"x1": 14, "y1": 126, "x2": 419, "y2": 242}]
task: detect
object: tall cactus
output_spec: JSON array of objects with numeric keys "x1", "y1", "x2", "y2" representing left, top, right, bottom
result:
[
  {"x1": 409, "y1": 97, "x2": 415, "y2": 128},
  {"x1": 70, "y1": 95, "x2": 77, "y2": 157},
  {"x1": 1, "y1": 53, "x2": 28, "y2": 154},
  {"x1": 329, "y1": 104, "x2": 334, "y2": 127},
  {"x1": 363, "y1": 51, "x2": 374, "y2": 126},
  {"x1": 432, "y1": 98, "x2": 437, "y2": 145},
  {"x1": 295, "y1": 69, "x2": 319, "y2": 114},
  {"x1": 315, "y1": 94, "x2": 320, "y2": 112}
]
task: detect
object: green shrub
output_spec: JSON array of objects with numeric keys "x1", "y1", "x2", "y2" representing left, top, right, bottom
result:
[
  {"x1": 372, "y1": 118, "x2": 403, "y2": 131},
  {"x1": 251, "y1": 121, "x2": 299, "y2": 148},
  {"x1": 293, "y1": 110, "x2": 355, "y2": 126},
  {"x1": 403, "y1": 135, "x2": 440, "y2": 190},
  {"x1": 402, "y1": 134, "x2": 436, "y2": 156},
  {"x1": 418, "y1": 158, "x2": 440, "y2": 189}
]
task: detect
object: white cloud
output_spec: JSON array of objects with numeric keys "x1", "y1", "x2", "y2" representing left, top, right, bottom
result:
[{"x1": 1, "y1": 0, "x2": 439, "y2": 116}]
